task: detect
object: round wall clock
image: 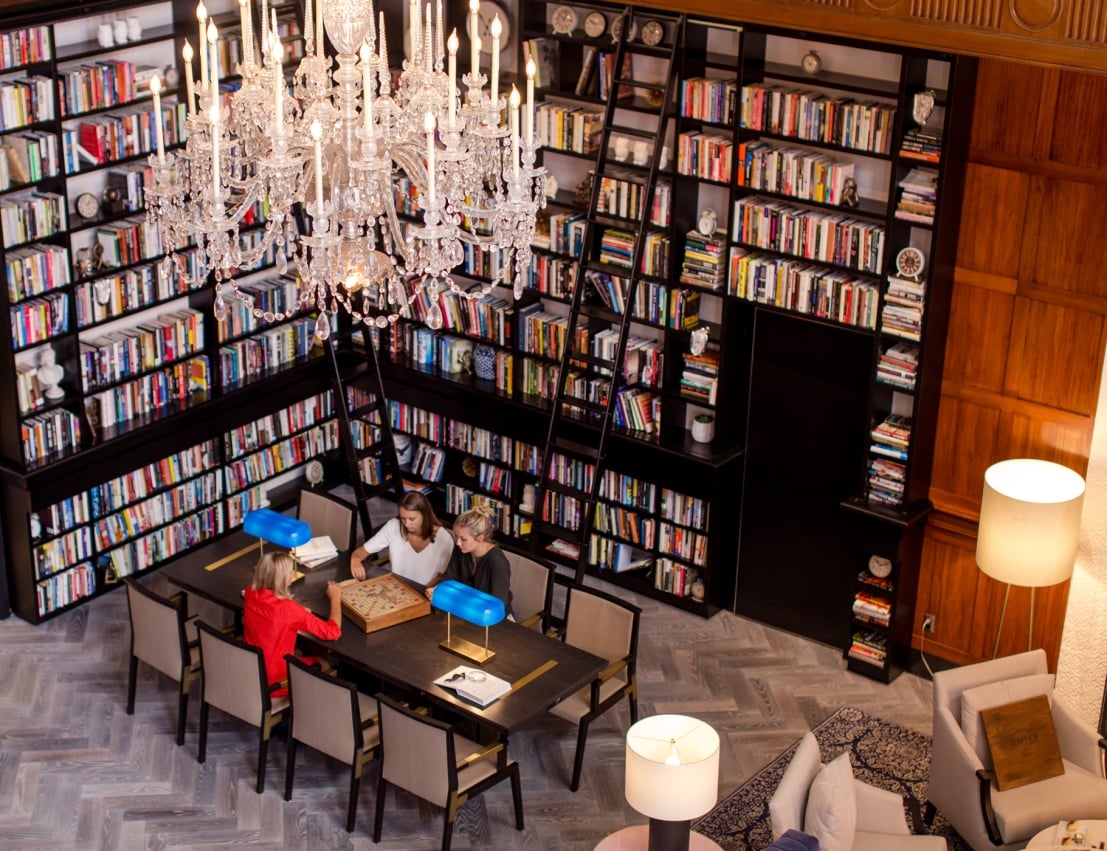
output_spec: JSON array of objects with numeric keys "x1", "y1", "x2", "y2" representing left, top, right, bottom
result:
[
  {"x1": 640, "y1": 19, "x2": 664, "y2": 47},
  {"x1": 305, "y1": 459, "x2": 324, "y2": 486},
  {"x1": 583, "y1": 11, "x2": 607, "y2": 38},
  {"x1": 550, "y1": 5, "x2": 577, "y2": 35},
  {"x1": 868, "y1": 554, "x2": 893, "y2": 579},
  {"x1": 472, "y1": 0, "x2": 511, "y2": 54},
  {"x1": 801, "y1": 50, "x2": 822, "y2": 76},
  {"x1": 896, "y1": 246, "x2": 925, "y2": 279},
  {"x1": 76, "y1": 192, "x2": 100, "y2": 219}
]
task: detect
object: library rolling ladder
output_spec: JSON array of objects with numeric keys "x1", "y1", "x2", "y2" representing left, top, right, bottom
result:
[{"x1": 528, "y1": 10, "x2": 686, "y2": 581}]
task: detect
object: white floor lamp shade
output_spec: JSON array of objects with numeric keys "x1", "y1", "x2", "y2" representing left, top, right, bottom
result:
[
  {"x1": 625, "y1": 714, "x2": 720, "y2": 851},
  {"x1": 976, "y1": 458, "x2": 1085, "y2": 656}
]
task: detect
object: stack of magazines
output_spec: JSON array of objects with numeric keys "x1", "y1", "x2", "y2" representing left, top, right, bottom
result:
[{"x1": 290, "y1": 535, "x2": 338, "y2": 568}]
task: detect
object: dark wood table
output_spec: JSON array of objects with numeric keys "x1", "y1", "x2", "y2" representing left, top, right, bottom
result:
[{"x1": 162, "y1": 531, "x2": 605, "y2": 737}]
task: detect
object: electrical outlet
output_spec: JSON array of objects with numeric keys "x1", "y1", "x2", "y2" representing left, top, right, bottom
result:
[{"x1": 923, "y1": 613, "x2": 935, "y2": 633}]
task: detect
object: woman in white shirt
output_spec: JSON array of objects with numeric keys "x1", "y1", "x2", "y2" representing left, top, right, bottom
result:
[{"x1": 349, "y1": 491, "x2": 454, "y2": 585}]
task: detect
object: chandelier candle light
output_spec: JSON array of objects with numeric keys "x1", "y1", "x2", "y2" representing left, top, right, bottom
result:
[{"x1": 145, "y1": 0, "x2": 546, "y2": 336}]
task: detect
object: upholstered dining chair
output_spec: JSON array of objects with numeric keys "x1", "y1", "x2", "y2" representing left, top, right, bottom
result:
[
  {"x1": 928, "y1": 649, "x2": 1107, "y2": 851},
  {"x1": 123, "y1": 577, "x2": 201, "y2": 746},
  {"x1": 503, "y1": 546, "x2": 553, "y2": 631},
  {"x1": 283, "y1": 655, "x2": 380, "y2": 832},
  {"x1": 372, "y1": 693, "x2": 524, "y2": 851},
  {"x1": 195, "y1": 619, "x2": 288, "y2": 794},
  {"x1": 548, "y1": 583, "x2": 640, "y2": 791},
  {"x1": 297, "y1": 487, "x2": 357, "y2": 552}
]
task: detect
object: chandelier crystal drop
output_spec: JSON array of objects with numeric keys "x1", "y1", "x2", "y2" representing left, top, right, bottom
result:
[{"x1": 145, "y1": 0, "x2": 546, "y2": 336}]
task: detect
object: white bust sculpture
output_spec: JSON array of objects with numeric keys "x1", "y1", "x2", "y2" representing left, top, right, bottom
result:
[{"x1": 36, "y1": 347, "x2": 65, "y2": 400}]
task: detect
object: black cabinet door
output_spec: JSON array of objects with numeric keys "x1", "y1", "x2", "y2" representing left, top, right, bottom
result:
[{"x1": 736, "y1": 310, "x2": 871, "y2": 648}]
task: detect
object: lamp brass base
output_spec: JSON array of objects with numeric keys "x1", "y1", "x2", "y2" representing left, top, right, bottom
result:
[{"x1": 440, "y1": 636, "x2": 495, "y2": 665}]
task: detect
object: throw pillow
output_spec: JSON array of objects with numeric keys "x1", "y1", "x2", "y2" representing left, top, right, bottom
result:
[
  {"x1": 960, "y1": 673, "x2": 1054, "y2": 769},
  {"x1": 803, "y1": 752, "x2": 856, "y2": 851}
]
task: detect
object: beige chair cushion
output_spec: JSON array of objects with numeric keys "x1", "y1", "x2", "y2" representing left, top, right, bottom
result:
[
  {"x1": 990, "y1": 758, "x2": 1107, "y2": 843},
  {"x1": 960, "y1": 673, "x2": 1054, "y2": 769},
  {"x1": 804, "y1": 751, "x2": 857, "y2": 851},
  {"x1": 548, "y1": 673, "x2": 628, "y2": 723},
  {"x1": 852, "y1": 832, "x2": 948, "y2": 851}
]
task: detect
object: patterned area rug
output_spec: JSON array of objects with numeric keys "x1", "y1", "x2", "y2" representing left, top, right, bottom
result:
[{"x1": 694, "y1": 706, "x2": 972, "y2": 851}]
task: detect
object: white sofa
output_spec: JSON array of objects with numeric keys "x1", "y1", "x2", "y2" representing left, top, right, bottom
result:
[{"x1": 769, "y1": 731, "x2": 946, "y2": 851}]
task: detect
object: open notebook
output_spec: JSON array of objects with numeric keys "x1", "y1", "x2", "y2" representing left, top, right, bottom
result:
[{"x1": 433, "y1": 665, "x2": 511, "y2": 707}]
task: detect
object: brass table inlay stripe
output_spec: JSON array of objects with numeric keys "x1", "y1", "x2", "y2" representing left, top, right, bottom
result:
[
  {"x1": 509, "y1": 659, "x2": 558, "y2": 693},
  {"x1": 204, "y1": 543, "x2": 258, "y2": 571}
]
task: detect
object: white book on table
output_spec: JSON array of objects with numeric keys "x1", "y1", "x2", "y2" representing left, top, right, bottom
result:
[{"x1": 433, "y1": 665, "x2": 511, "y2": 707}]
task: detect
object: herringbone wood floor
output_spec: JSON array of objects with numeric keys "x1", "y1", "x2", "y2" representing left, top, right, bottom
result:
[{"x1": 0, "y1": 564, "x2": 935, "y2": 850}]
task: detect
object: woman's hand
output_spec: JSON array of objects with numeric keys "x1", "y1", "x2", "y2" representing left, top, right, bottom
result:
[
  {"x1": 424, "y1": 586, "x2": 435, "y2": 602},
  {"x1": 350, "y1": 554, "x2": 366, "y2": 581},
  {"x1": 325, "y1": 580, "x2": 343, "y2": 603}
]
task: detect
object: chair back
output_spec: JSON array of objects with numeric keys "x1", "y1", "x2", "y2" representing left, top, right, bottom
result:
[
  {"x1": 503, "y1": 548, "x2": 552, "y2": 630},
  {"x1": 125, "y1": 577, "x2": 190, "y2": 682},
  {"x1": 563, "y1": 585, "x2": 640, "y2": 674},
  {"x1": 932, "y1": 648, "x2": 1047, "y2": 716},
  {"x1": 286, "y1": 655, "x2": 363, "y2": 765},
  {"x1": 196, "y1": 620, "x2": 270, "y2": 726},
  {"x1": 376, "y1": 693, "x2": 454, "y2": 808},
  {"x1": 298, "y1": 488, "x2": 357, "y2": 552}
]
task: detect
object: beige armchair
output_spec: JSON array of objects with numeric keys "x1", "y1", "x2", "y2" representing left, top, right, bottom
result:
[
  {"x1": 283, "y1": 655, "x2": 379, "y2": 832},
  {"x1": 503, "y1": 546, "x2": 553, "y2": 631},
  {"x1": 195, "y1": 620, "x2": 288, "y2": 794},
  {"x1": 548, "y1": 584, "x2": 640, "y2": 791},
  {"x1": 123, "y1": 578, "x2": 201, "y2": 746},
  {"x1": 372, "y1": 693, "x2": 523, "y2": 850},
  {"x1": 927, "y1": 649, "x2": 1107, "y2": 851},
  {"x1": 770, "y1": 731, "x2": 946, "y2": 851}
]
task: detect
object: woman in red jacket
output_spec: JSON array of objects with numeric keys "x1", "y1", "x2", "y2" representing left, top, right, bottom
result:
[{"x1": 243, "y1": 552, "x2": 342, "y2": 694}]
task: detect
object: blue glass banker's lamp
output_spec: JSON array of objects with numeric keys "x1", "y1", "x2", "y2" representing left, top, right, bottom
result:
[
  {"x1": 431, "y1": 580, "x2": 505, "y2": 665},
  {"x1": 243, "y1": 508, "x2": 312, "y2": 554}
]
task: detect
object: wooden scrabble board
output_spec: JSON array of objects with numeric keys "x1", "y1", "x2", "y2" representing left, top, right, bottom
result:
[{"x1": 340, "y1": 574, "x2": 431, "y2": 633}]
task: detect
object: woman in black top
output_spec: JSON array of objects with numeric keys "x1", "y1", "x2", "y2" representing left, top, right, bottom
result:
[{"x1": 427, "y1": 503, "x2": 513, "y2": 619}]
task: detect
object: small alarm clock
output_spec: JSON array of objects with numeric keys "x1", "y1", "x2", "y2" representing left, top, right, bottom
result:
[
  {"x1": 697, "y1": 208, "x2": 718, "y2": 236},
  {"x1": 868, "y1": 554, "x2": 893, "y2": 579},
  {"x1": 801, "y1": 49, "x2": 822, "y2": 76}
]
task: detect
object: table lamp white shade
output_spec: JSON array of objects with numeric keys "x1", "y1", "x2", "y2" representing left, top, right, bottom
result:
[
  {"x1": 625, "y1": 714, "x2": 720, "y2": 822},
  {"x1": 977, "y1": 458, "x2": 1085, "y2": 588}
]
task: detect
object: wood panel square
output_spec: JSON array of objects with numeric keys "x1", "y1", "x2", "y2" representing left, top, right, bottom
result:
[{"x1": 981, "y1": 694, "x2": 1063, "y2": 791}]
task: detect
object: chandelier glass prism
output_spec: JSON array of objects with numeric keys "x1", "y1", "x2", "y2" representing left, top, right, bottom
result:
[{"x1": 145, "y1": 0, "x2": 546, "y2": 337}]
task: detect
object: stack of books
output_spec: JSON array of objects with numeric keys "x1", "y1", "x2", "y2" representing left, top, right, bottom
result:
[
  {"x1": 680, "y1": 345, "x2": 719, "y2": 405},
  {"x1": 291, "y1": 535, "x2": 338, "y2": 568},
  {"x1": 900, "y1": 127, "x2": 942, "y2": 163},
  {"x1": 868, "y1": 414, "x2": 911, "y2": 505},
  {"x1": 680, "y1": 229, "x2": 727, "y2": 289},
  {"x1": 852, "y1": 592, "x2": 891, "y2": 626},
  {"x1": 849, "y1": 629, "x2": 888, "y2": 665},
  {"x1": 876, "y1": 342, "x2": 919, "y2": 390},
  {"x1": 895, "y1": 168, "x2": 938, "y2": 224},
  {"x1": 881, "y1": 276, "x2": 926, "y2": 340}
]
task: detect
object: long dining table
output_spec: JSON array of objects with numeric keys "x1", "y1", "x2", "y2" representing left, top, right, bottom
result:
[{"x1": 162, "y1": 530, "x2": 605, "y2": 738}]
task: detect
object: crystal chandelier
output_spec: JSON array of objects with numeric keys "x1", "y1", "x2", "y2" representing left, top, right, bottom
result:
[{"x1": 145, "y1": 0, "x2": 545, "y2": 338}]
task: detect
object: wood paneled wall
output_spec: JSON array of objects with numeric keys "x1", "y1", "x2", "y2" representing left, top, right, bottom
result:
[{"x1": 916, "y1": 61, "x2": 1107, "y2": 668}]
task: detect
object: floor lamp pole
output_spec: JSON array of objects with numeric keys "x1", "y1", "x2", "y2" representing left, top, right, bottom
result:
[{"x1": 992, "y1": 582, "x2": 1035, "y2": 658}]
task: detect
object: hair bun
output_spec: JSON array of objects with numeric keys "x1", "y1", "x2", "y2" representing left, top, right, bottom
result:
[{"x1": 472, "y1": 502, "x2": 494, "y2": 518}]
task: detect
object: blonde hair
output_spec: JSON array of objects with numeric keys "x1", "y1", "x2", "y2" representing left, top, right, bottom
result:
[
  {"x1": 454, "y1": 502, "x2": 495, "y2": 541},
  {"x1": 252, "y1": 551, "x2": 296, "y2": 599}
]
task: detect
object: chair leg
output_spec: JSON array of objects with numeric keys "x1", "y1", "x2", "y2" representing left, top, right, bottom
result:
[
  {"x1": 198, "y1": 702, "x2": 209, "y2": 763},
  {"x1": 372, "y1": 777, "x2": 388, "y2": 842},
  {"x1": 570, "y1": 718, "x2": 592, "y2": 792},
  {"x1": 628, "y1": 686, "x2": 638, "y2": 725},
  {"x1": 510, "y1": 763, "x2": 524, "y2": 830},
  {"x1": 284, "y1": 738, "x2": 297, "y2": 802},
  {"x1": 346, "y1": 765, "x2": 360, "y2": 833},
  {"x1": 256, "y1": 730, "x2": 269, "y2": 794},
  {"x1": 176, "y1": 683, "x2": 189, "y2": 746},
  {"x1": 442, "y1": 801, "x2": 456, "y2": 851},
  {"x1": 923, "y1": 800, "x2": 937, "y2": 827},
  {"x1": 126, "y1": 655, "x2": 139, "y2": 714}
]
